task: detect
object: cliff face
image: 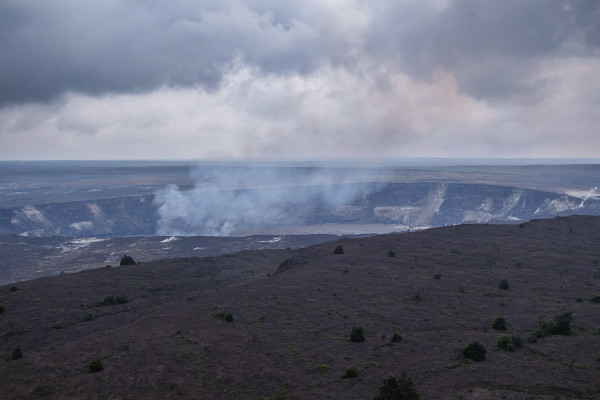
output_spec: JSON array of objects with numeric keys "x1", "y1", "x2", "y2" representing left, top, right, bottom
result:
[{"x1": 1, "y1": 182, "x2": 598, "y2": 236}]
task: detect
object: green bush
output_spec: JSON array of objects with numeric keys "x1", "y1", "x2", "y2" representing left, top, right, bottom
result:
[
  {"x1": 391, "y1": 333, "x2": 403, "y2": 343},
  {"x1": 532, "y1": 320, "x2": 554, "y2": 339},
  {"x1": 374, "y1": 372, "x2": 420, "y2": 400},
  {"x1": 89, "y1": 358, "x2": 103, "y2": 373},
  {"x1": 462, "y1": 341, "x2": 486, "y2": 361},
  {"x1": 531, "y1": 312, "x2": 573, "y2": 339},
  {"x1": 10, "y1": 285, "x2": 19, "y2": 292},
  {"x1": 344, "y1": 366, "x2": 359, "y2": 379},
  {"x1": 497, "y1": 335, "x2": 522, "y2": 351},
  {"x1": 334, "y1": 245, "x2": 344, "y2": 254},
  {"x1": 214, "y1": 312, "x2": 234, "y2": 322},
  {"x1": 492, "y1": 317, "x2": 507, "y2": 331},
  {"x1": 591, "y1": 295, "x2": 600, "y2": 303},
  {"x1": 350, "y1": 326, "x2": 365, "y2": 342},
  {"x1": 498, "y1": 279, "x2": 509, "y2": 290}
]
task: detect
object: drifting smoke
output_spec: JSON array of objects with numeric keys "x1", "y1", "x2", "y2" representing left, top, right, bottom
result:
[{"x1": 153, "y1": 164, "x2": 387, "y2": 236}]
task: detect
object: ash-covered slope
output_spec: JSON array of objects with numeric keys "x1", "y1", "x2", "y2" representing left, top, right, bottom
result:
[{"x1": 1, "y1": 215, "x2": 599, "y2": 399}]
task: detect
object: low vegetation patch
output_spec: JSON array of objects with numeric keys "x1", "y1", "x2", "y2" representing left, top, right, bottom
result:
[
  {"x1": 89, "y1": 358, "x2": 103, "y2": 373},
  {"x1": 83, "y1": 313, "x2": 95, "y2": 321},
  {"x1": 374, "y1": 372, "x2": 420, "y2": 400},
  {"x1": 492, "y1": 316, "x2": 507, "y2": 331},
  {"x1": 387, "y1": 250, "x2": 396, "y2": 257},
  {"x1": 333, "y1": 245, "x2": 344, "y2": 254},
  {"x1": 316, "y1": 363, "x2": 331, "y2": 372},
  {"x1": 343, "y1": 366, "x2": 359, "y2": 379},
  {"x1": 462, "y1": 341, "x2": 486, "y2": 361},
  {"x1": 591, "y1": 295, "x2": 600, "y2": 303},
  {"x1": 214, "y1": 312, "x2": 234, "y2": 322},
  {"x1": 497, "y1": 335, "x2": 522, "y2": 351},
  {"x1": 498, "y1": 279, "x2": 509, "y2": 290},
  {"x1": 97, "y1": 295, "x2": 127, "y2": 307},
  {"x1": 390, "y1": 333, "x2": 403, "y2": 343},
  {"x1": 349, "y1": 326, "x2": 365, "y2": 342},
  {"x1": 11, "y1": 346, "x2": 23, "y2": 360},
  {"x1": 530, "y1": 312, "x2": 573, "y2": 341}
]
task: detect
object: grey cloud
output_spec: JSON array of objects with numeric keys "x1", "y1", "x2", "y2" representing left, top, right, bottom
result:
[
  {"x1": 0, "y1": 1, "x2": 347, "y2": 105},
  {"x1": 367, "y1": 0, "x2": 600, "y2": 100},
  {"x1": 1, "y1": 0, "x2": 599, "y2": 107}
]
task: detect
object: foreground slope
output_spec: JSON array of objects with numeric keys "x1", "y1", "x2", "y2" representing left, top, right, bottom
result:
[{"x1": 1, "y1": 216, "x2": 600, "y2": 399}]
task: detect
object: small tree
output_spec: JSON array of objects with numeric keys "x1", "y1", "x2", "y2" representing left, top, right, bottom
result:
[
  {"x1": 462, "y1": 341, "x2": 486, "y2": 361},
  {"x1": 350, "y1": 326, "x2": 365, "y2": 342},
  {"x1": 374, "y1": 372, "x2": 420, "y2": 400}
]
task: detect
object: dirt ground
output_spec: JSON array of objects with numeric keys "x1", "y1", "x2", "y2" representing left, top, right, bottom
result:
[{"x1": 1, "y1": 215, "x2": 600, "y2": 399}]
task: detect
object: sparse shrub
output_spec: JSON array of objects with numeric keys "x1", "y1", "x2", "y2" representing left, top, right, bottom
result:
[
  {"x1": 214, "y1": 312, "x2": 234, "y2": 322},
  {"x1": 120, "y1": 254, "x2": 135, "y2": 266},
  {"x1": 316, "y1": 363, "x2": 331, "y2": 372},
  {"x1": 492, "y1": 317, "x2": 507, "y2": 331},
  {"x1": 591, "y1": 295, "x2": 600, "y2": 303},
  {"x1": 527, "y1": 335, "x2": 537, "y2": 344},
  {"x1": 498, "y1": 279, "x2": 509, "y2": 290},
  {"x1": 344, "y1": 366, "x2": 359, "y2": 378},
  {"x1": 391, "y1": 333, "x2": 403, "y2": 343},
  {"x1": 89, "y1": 358, "x2": 103, "y2": 373},
  {"x1": 334, "y1": 245, "x2": 344, "y2": 255},
  {"x1": 531, "y1": 312, "x2": 572, "y2": 340},
  {"x1": 97, "y1": 295, "x2": 127, "y2": 306},
  {"x1": 449, "y1": 249, "x2": 461, "y2": 254},
  {"x1": 462, "y1": 341, "x2": 486, "y2": 361},
  {"x1": 532, "y1": 320, "x2": 554, "y2": 339},
  {"x1": 434, "y1": 273, "x2": 442, "y2": 279},
  {"x1": 497, "y1": 335, "x2": 522, "y2": 351},
  {"x1": 83, "y1": 313, "x2": 95, "y2": 322},
  {"x1": 11, "y1": 346, "x2": 23, "y2": 360},
  {"x1": 350, "y1": 326, "x2": 365, "y2": 342},
  {"x1": 10, "y1": 285, "x2": 18, "y2": 292},
  {"x1": 0, "y1": 304, "x2": 4, "y2": 314},
  {"x1": 387, "y1": 250, "x2": 396, "y2": 257},
  {"x1": 374, "y1": 372, "x2": 421, "y2": 400},
  {"x1": 576, "y1": 297, "x2": 583, "y2": 302}
]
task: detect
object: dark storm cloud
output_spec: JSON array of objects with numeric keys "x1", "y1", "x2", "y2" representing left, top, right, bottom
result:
[
  {"x1": 1, "y1": 0, "x2": 599, "y2": 106},
  {"x1": 367, "y1": 0, "x2": 600, "y2": 100},
  {"x1": 0, "y1": 1, "x2": 354, "y2": 105}
]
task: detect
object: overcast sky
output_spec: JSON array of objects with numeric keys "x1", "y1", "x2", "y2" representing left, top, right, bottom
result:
[{"x1": 1, "y1": 0, "x2": 599, "y2": 160}]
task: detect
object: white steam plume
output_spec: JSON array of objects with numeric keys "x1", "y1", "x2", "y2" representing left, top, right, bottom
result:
[{"x1": 153, "y1": 164, "x2": 386, "y2": 236}]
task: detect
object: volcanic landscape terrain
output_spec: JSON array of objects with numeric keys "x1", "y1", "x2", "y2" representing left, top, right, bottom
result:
[{"x1": 1, "y1": 215, "x2": 600, "y2": 399}]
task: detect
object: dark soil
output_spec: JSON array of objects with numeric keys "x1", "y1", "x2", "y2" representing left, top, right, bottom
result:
[{"x1": 1, "y1": 215, "x2": 600, "y2": 399}]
